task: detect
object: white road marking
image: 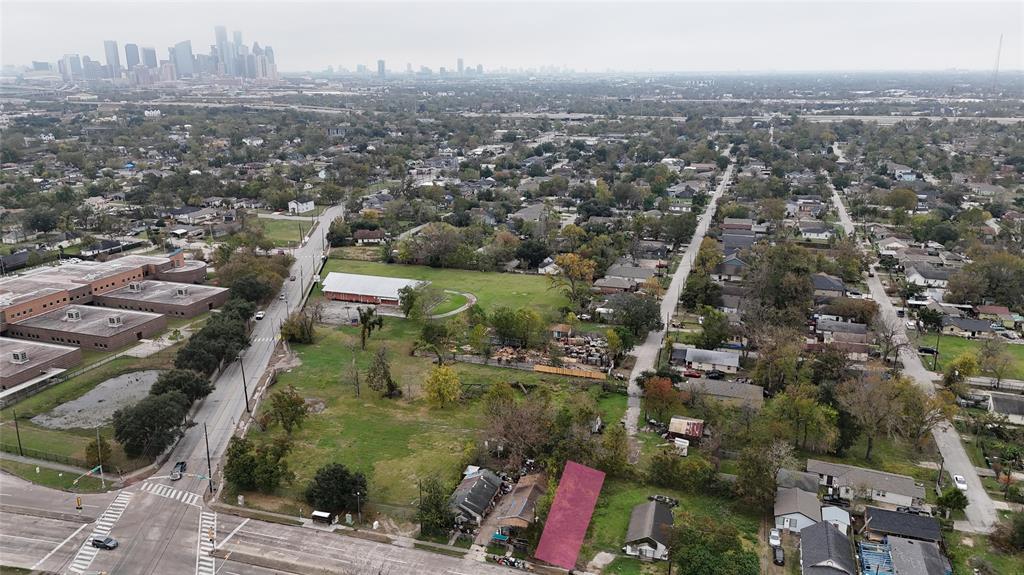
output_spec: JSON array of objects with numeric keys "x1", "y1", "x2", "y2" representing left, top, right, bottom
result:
[
  {"x1": 215, "y1": 518, "x2": 248, "y2": 550},
  {"x1": 196, "y1": 511, "x2": 217, "y2": 575},
  {"x1": 138, "y1": 481, "x2": 200, "y2": 506},
  {"x1": 68, "y1": 492, "x2": 132, "y2": 573},
  {"x1": 31, "y1": 522, "x2": 88, "y2": 570}
]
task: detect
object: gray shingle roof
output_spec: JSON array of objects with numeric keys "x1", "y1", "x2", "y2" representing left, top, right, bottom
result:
[
  {"x1": 776, "y1": 468, "x2": 820, "y2": 493},
  {"x1": 806, "y1": 460, "x2": 925, "y2": 500},
  {"x1": 800, "y1": 521, "x2": 856, "y2": 575},
  {"x1": 864, "y1": 507, "x2": 941, "y2": 542},
  {"x1": 774, "y1": 486, "x2": 821, "y2": 522},
  {"x1": 888, "y1": 536, "x2": 951, "y2": 575},
  {"x1": 624, "y1": 501, "x2": 673, "y2": 546}
]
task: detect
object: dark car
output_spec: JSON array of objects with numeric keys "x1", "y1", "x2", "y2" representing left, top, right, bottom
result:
[
  {"x1": 705, "y1": 370, "x2": 726, "y2": 380},
  {"x1": 773, "y1": 546, "x2": 785, "y2": 566},
  {"x1": 648, "y1": 494, "x2": 679, "y2": 507},
  {"x1": 91, "y1": 536, "x2": 118, "y2": 550},
  {"x1": 897, "y1": 506, "x2": 931, "y2": 516},
  {"x1": 170, "y1": 461, "x2": 187, "y2": 481},
  {"x1": 918, "y1": 346, "x2": 938, "y2": 355},
  {"x1": 682, "y1": 369, "x2": 701, "y2": 378}
]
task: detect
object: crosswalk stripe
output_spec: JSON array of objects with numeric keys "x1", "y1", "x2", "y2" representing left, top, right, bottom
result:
[
  {"x1": 67, "y1": 493, "x2": 133, "y2": 573},
  {"x1": 138, "y1": 481, "x2": 201, "y2": 507}
]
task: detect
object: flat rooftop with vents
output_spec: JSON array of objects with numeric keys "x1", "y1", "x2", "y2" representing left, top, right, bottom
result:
[
  {"x1": 7, "y1": 305, "x2": 166, "y2": 351},
  {"x1": 93, "y1": 280, "x2": 229, "y2": 318},
  {"x1": 0, "y1": 336, "x2": 81, "y2": 390}
]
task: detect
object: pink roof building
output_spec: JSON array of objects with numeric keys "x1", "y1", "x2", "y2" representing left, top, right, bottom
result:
[{"x1": 534, "y1": 461, "x2": 606, "y2": 570}]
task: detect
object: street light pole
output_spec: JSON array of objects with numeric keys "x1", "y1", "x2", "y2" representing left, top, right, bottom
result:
[
  {"x1": 354, "y1": 491, "x2": 362, "y2": 524},
  {"x1": 204, "y1": 422, "x2": 214, "y2": 494},
  {"x1": 239, "y1": 354, "x2": 250, "y2": 414}
]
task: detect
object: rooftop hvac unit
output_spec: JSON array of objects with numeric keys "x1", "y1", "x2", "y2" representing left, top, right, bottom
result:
[
  {"x1": 129, "y1": 282, "x2": 143, "y2": 292},
  {"x1": 11, "y1": 350, "x2": 29, "y2": 364},
  {"x1": 65, "y1": 308, "x2": 81, "y2": 321},
  {"x1": 176, "y1": 286, "x2": 189, "y2": 297},
  {"x1": 108, "y1": 315, "x2": 123, "y2": 327}
]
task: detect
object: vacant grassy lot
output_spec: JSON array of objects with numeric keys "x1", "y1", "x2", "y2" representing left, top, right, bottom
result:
[
  {"x1": 243, "y1": 320, "x2": 616, "y2": 514},
  {"x1": 914, "y1": 331, "x2": 1024, "y2": 380},
  {"x1": 320, "y1": 260, "x2": 568, "y2": 315},
  {"x1": 0, "y1": 460, "x2": 107, "y2": 493},
  {"x1": 946, "y1": 530, "x2": 1024, "y2": 575},
  {"x1": 256, "y1": 218, "x2": 311, "y2": 247},
  {"x1": 430, "y1": 292, "x2": 469, "y2": 315},
  {"x1": 582, "y1": 480, "x2": 759, "y2": 566}
]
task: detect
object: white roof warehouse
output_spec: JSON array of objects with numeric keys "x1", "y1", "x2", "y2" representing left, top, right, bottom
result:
[{"x1": 321, "y1": 272, "x2": 426, "y2": 305}]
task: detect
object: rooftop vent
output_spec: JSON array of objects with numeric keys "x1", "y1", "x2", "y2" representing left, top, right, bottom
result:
[
  {"x1": 65, "y1": 308, "x2": 81, "y2": 321},
  {"x1": 129, "y1": 282, "x2": 143, "y2": 292},
  {"x1": 176, "y1": 286, "x2": 189, "y2": 297},
  {"x1": 107, "y1": 315, "x2": 123, "y2": 327},
  {"x1": 11, "y1": 350, "x2": 28, "y2": 364}
]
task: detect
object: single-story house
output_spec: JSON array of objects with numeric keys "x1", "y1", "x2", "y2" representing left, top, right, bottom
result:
[
  {"x1": 807, "y1": 460, "x2": 925, "y2": 507},
  {"x1": 353, "y1": 229, "x2": 386, "y2": 245},
  {"x1": 670, "y1": 346, "x2": 740, "y2": 373},
  {"x1": 321, "y1": 272, "x2": 426, "y2": 306},
  {"x1": 877, "y1": 236, "x2": 910, "y2": 251},
  {"x1": 722, "y1": 232, "x2": 756, "y2": 255},
  {"x1": 722, "y1": 217, "x2": 753, "y2": 231},
  {"x1": 905, "y1": 264, "x2": 949, "y2": 288},
  {"x1": 605, "y1": 264, "x2": 657, "y2": 282},
  {"x1": 593, "y1": 276, "x2": 634, "y2": 293},
  {"x1": 812, "y1": 273, "x2": 847, "y2": 298},
  {"x1": 942, "y1": 316, "x2": 994, "y2": 339},
  {"x1": 450, "y1": 468, "x2": 502, "y2": 525},
  {"x1": 679, "y1": 378, "x2": 764, "y2": 411},
  {"x1": 668, "y1": 415, "x2": 705, "y2": 441},
  {"x1": 776, "y1": 468, "x2": 820, "y2": 493},
  {"x1": 288, "y1": 197, "x2": 315, "y2": 214},
  {"x1": 863, "y1": 507, "x2": 942, "y2": 543},
  {"x1": 534, "y1": 462, "x2": 605, "y2": 570},
  {"x1": 801, "y1": 521, "x2": 857, "y2": 575},
  {"x1": 711, "y1": 255, "x2": 747, "y2": 283},
  {"x1": 799, "y1": 221, "x2": 834, "y2": 241},
  {"x1": 774, "y1": 487, "x2": 821, "y2": 533},
  {"x1": 492, "y1": 473, "x2": 546, "y2": 530},
  {"x1": 821, "y1": 506, "x2": 851, "y2": 536},
  {"x1": 976, "y1": 305, "x2": 1014, "y2": 328},
  {"x1": 622, "y1": 501, "x2": 673, "y2": 561},
  {"x1": 888, "y1": 535, "x2": 952, "y2": 575},
  {"x1": 815, "y1": 319, "x2": 868, "y2": 343}
]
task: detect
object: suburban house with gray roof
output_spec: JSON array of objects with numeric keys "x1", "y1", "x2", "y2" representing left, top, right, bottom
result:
[
  {"x1": 622, "y1": 501, "x2": 673, "y2": 561},
  {"x1": 774, "y1": 486, "x2": 821, "y2": 533},
  {"x1": 807, "y1": 460, "x2": 925, "y2": 507},
  {"x1": 888, "y1": 535, "x2": 952, "y2": 575},
  {"x1": 450, "y1": 468, "x2": 502, "y2": 525},
  {"x1": 800, "y1": 521, "x2": 856, "y2": 575},
  {"x1": 941, "y1": 316, "x2": 994, "y2": 339},
  {"x1": 863, "y1": 507, "x2": 942, "y2": 543},
  {"x1": 670, "y1": 346, "x2": 740, "y2": 373}
]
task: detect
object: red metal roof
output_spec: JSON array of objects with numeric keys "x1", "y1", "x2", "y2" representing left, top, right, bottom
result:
[{"x1": 534, "y1": 461, "x2": 605, "y2": 570}]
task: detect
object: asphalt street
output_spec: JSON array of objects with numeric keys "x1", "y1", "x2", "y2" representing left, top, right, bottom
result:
[
  {"x1": 831, "y1": 178, "x2": 998, "y2": 531},
  {"x1": 624, "y1": 162, "x2": 735, "y2": 438}
]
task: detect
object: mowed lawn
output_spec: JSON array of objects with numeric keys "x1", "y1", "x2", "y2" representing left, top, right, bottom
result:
[
  {"x1": 245, "y1": 320, "x2": 608, "y2": 513},
  {"x1": 256, "y1": 218, "x2": 313, "y2": 247},
  {"x1": 915, "y1": 331, "x2": 1024, "y2": 380},
  {"x1": 321, "y1": 259, "x2": 568, "y2": 315}
]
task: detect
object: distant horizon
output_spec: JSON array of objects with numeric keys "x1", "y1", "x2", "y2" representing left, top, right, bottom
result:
[{"x1": 3, "y1": 1, "x2": 1021, "y2": 74}]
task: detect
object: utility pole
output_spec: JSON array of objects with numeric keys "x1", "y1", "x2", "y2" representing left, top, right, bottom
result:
[
  {"x1": 204, "y1": 423, "x2": 214, "y2": 493},
  {"x1": 933, "y1": 327, "x2": 942, "y2": 371},
  {"x1": 96, "y1": 427, "x2": 105, "y2": 489},
  {"x1": 239, "y1": 354, "x2": 250, "y2": 414},
  {"x1": 12, "y1": 409, "x2": 23, "y2": 456}
]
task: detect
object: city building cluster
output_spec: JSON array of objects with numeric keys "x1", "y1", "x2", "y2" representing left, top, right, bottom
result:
[{"x1": 34, "y1": 26, "x2": 277, "y2": 84}]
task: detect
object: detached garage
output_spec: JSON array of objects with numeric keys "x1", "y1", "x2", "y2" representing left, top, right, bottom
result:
[{"x1": 321, "y1": 272, "x2": 426, "y2": 306}]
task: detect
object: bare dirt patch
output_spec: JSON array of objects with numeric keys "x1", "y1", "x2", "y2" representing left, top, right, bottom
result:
[{"x1": 31, "y1": 370, "x2": 162, "y2": 429}]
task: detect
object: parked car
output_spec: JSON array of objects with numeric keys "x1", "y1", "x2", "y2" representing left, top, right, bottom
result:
[
  {"x1": 279, "y1": 293, "x2": 286, "y2": 300},
  {"x1": 906, "y1": 320, "x2": 916, "y2": 330},
  {"x1": 953, "y1": 474, "x2": 968, "y2": 492},
  {"x1": 170, "y1": 461, "x2": 187, "y2": 481},
  {"x1": 896, "y1": 506, "x2": 931, "y2": 516},
  {"x1": 289, "y1": 275, "x2": 296, "y2": 281},
  {"x1": 705, "y1": 369, "x2": 726, "y2": 380},
  {"x1": 682, "y1": 369, "x2": 702, "y2": 378},
  {"x1": 918, "y1": 346, "x2": 938, "y2": 355},
  {"x1": 648, "y1": 494, "x2": 679, "y2": 507},
  {"x1": 254, "y1": 311, "x2": 266, "y2": 320},
  {"x1": 773, "y1": 546, "x2": 785, "y2": 566},
  {"x1": 91, "y1": 536, "x2": 118, "y2": 550},
  {"x1": 768, "y1": 528, "x2": 782, "y2": 548}
]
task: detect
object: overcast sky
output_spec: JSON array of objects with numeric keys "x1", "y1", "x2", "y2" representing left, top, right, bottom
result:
[{"x1": 3, "y1": 1, "x2": 1021, "y2": 73}]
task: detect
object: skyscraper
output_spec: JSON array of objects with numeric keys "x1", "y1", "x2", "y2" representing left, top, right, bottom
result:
[
  {"x1": 60, "y1": 54, "x2": 82, "y2": 80},
  {"x1": 215, "y1": 25, "x2": 234, "y2": 76},
  {"x1": 141, "y1": 46, "x2": 158, "y2": 68},
  {"x1": 172, "y1": 40, "x2": 195, "y2": 78},
  {"x1": 103, "y1": 40, "x2": 121, "y2": 78},
  {"x1": 458, "y1": 58, "x2": 464, "y2": 75},
  {"x1": 377, "y1": 59, "x2": 385, "y2": 78},
  {"x1": 124, "y1": 43, "x2": 140, "y2": 70}
]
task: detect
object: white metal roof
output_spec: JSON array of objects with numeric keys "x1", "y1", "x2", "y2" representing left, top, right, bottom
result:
[{"x1": 321, "y1": 272, "x2": 426, "y2": 301}]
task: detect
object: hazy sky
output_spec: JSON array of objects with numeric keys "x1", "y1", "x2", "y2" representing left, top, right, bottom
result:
[{"x1": 3, "y1": 1, "x2": 1021, "y2": 73}]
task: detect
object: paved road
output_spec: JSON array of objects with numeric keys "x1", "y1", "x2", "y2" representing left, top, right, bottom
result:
[
  {"x1": 831, "y1": 179, "x2": 998, "y2": 532},
  {"x1": 624, "y1": 163, "x2": 734, "y2": 437}
]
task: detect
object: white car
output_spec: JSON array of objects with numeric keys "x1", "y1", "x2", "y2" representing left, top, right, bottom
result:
[
  {"x1": 254, "y1": 311, "x2": 266, "y2": 320},
  {"x1": 768, "y1": 528, "x2": 782, "y2": 548},
  {"x1": 906, "y1": 320, "x2": 916, "y2": 330},
  {"x1": 953, "y1": 474, "x2": 968, "y2": 492}
]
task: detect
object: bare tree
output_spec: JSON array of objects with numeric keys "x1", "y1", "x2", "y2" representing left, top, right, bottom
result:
[
  {"x1": 873, "y1": 316, "x2": 908, "y2": 370},
  {"x1": 978, "y1": 337, "x2": 1013, "y2": 389},
  {"x1": 837, "y1": 373, "x2": 912, "y2": 461}
]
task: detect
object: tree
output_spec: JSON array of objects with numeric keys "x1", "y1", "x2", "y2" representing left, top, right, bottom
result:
[
  {"x1": 643, "y1": 377, "x2": 679, "y2": 421},
  {"x1": 325, "y1": 217, "x2": 350, "y2": 247},
  {"x1": 150, "y1": 369, "x2": 214, "y2": 403},
  {"x1": 598, "y1": 425, "x2": 629, "y2": 477},
  {"x1": 229, "y1": 274, "x2": 275, "y2": 304},
  {"x1": 609, "y1": 292, "x2": 663, "y2": 337},
  {"x1": 424, "y1": 365, "x2": 461, "y2": 407},
  {"x1": 874, "y1": 317, "x2": 908, "y2": 368},
  {"x1": 549, "y1": 254, "x2": 597, "y2": 311},
  {"x1": 357, "y1": 307, "x2": 383, "y2": 349},
  {"x1": 765, "y1": 383, "x2": 838, "y2": 452},
  {"x1": 85, "y1": 436, "x2": 112, "y2": 468},
  {"x1": 734, "y1": 440, "x2": 795, "y2": 510},
  {"x1": 697, "y1": 306, "x2": 731, "y2": 350},
  {"x1": 417, "y1": 477, "x2": 455, "y2": 536},
  {"x1": 268, "y1": 385, "x2": 308, "y2": 433},
  {"x1": 515, "y1": 239, "x2": 550, "y2": 269},
  {"x1": 936, "y1": 487, "x2": 968, "y2": 517},
  {"x1": 281, "y1": 308, "x2": 318, "y2": 344},
  {"x1": 223, "y1": 436, "x2": 293, "y2": 492},
  {"x1": 917, "y1": 307, "x2": 944, "y2": 332},
  {"x1": 113, "y1": 391, "x2": 191, "y2": 459},
  {"x1": 978, "y1": 337, "x2": 1013, "y2": 388},
  {"x1": 750, "y1": 328, "x2": 802, "y2": 394},
  {"x1": 990, "y1": 512, "x2": 1024, "y2": 553},
  {"x1": 366, "y1": 348, "x2": 401, "y2": 398},
  {"x1": 942, "y1": 352, "x2": 979, "y2": 395},
  {"x1": 900, "y1": 387, "x2": 956, "y2": 450},
  {"x1": 304, "y1": 463, "x2": 367, "y2": 513},
  {"x1": 837, "y1": 375, "x2": 911, "y2": 461},
  {"x1": 482, "y1": 381, "x2": 516, "y2": 420},
  {"x1": 486, "y1": 395, "x2": 554, "y2": 469}
]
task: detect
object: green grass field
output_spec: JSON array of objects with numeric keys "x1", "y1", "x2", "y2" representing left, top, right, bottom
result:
[
  {"x1": 321, "y1": 260, "x2": 568, "y2": 316},
  {"x1": 582, "y1": 480, "x2": 759, "y2": 565},
  {"x1": 0, "y1": 460, "x2": 107, "y2": 493},
  {"x1": 430, "y1": 292, "x2": 469, "y2": 315},
  {"x1": 914, "y1": 331, "x2": 1024, "y2": 380},
  {"x1": 242, "y1": 320, "x2": 614, "y2": 514},
  {"x1": 946, "y1": 530, "x2": 1024, "y2": 575},
  {"x1": 256, "y1": 218, "x2": 311, "y2": 247}
]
